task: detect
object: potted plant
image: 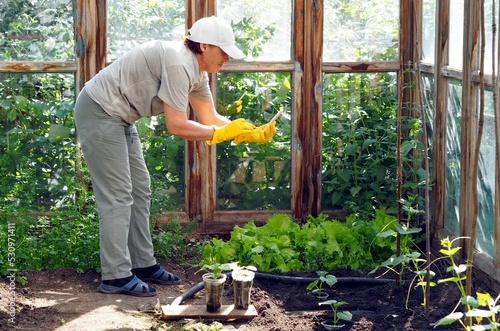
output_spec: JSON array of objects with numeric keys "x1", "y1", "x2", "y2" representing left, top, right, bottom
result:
[
  {"x1": 197, "y1": 238, "x2": 235, "y2": 312},
  {"x1": 231, "y1": 263, "x2": 257, "y2": 309},
  {"x1": 307, "y1": 271, "x2": 337, "y2": 299},
  {"x1": 318, "y1": 299, "x2": 352, "y2": 330},
  {"x1": 198, "y1": 262, "x2": 233, "y2": 312}
]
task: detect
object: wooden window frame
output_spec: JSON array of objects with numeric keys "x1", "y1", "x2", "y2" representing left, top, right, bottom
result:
[{"x1": 1, "y1": 0, "x2": 498, "y2": 282}]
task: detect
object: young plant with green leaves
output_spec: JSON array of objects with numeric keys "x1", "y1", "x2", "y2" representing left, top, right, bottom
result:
[
  {"x1": 430, "y1": 237, "x2": 500, "y2": 330},
  {"x1": 307, "y1": 271, "x2": 338, "y2": 296},
  {"x1": 230, "y1": 262, "x2": 257, "y2": 278},
  {"x1": 197, "y1": 238, "x2": 235, "y2": 279},
  {"x1": 319, "y1": 299, "x2": 353, "y2": 326}
]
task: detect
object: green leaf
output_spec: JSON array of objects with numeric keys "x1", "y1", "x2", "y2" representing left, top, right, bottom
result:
[
  {"x1": 337, "y1": 311, "x2": 353, "y2": 321},
  {"x1": 377, "y1": 229, "x2": 397, "y2": 238},
  {"x1": 48, "y1": 124, "x2": 71, "y2": 143},
  {"x1": 462, "y1": 295, "x2": 479, "y2": 307},
  {"x1": 345, "y1": 143, "x2": 358, "y2": 155},
  {"x1": 400, "y1": 140, "x2": 415, "y2": 156},
  {"x1": 465, "y1": 308, "x2": 493, "y2": 318},
  {"x1": 431, "y1": 312, "x2": 464, "y2": 327},
  {"x1": 361, "y1": 138, "x2": 375, "y2": 150}
]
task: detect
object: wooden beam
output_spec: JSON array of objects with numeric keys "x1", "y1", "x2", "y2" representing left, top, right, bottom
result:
[
  {"x1": 431, "y1": 0, "x2": 449, "y2": 235},
  {"x1": 221, "y1": 61, "x2": 294, "y2": 72},
  {"x1": 161, "y1": 304, "x2": 258, "y2": 320},
  {"x1": 0, "y1": 61, "x2": 76, "y2": 73},
  {"x1": 223, "y1": 61, "x2": 400, "y2": 73},
  {"x1": 322, "y1": 61, "x2": 399, "y2": 73}
]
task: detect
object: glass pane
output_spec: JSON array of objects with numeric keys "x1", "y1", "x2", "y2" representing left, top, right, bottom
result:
[
  {"x1": 322, "y1": 72, "x2": 398, "y2": 216},
  {"x1": 483, "y1": 0, "x2": 498, "y2": 74},
  {"x1": 323, "y1": 0, "x2": 399, "y2": 62},
  {"x1": 422, "y1": 0, "x2": 436, "y2": 63},
  {"x1": 216, "y1": 72, "x2": 291, "y2": 210},
  {"x1": 217, "y1": 0, "x2": 292, "y2": 61},
  {"x1": 444, "y1": 79, "x2": 462, "y2": 235},
  {"x1": 449, "y1": 0, "x2": 464, "y2": 69},
  {"x1": 107, "y1": 0, "x2": 185, "y2": 60},
  {"x1": 0, "y1": 73, "x2": 75, "y2": 208},
  {"x1": 476, "y1": 88, "x2": 495, "y2": 257},
  {"x1": 0, "y1": 0, "x2": 74, "y2": 61}
]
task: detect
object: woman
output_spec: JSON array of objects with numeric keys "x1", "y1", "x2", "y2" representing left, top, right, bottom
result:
[{"x1": 74, "y1": 16, "x2": 275, "y2": 297}]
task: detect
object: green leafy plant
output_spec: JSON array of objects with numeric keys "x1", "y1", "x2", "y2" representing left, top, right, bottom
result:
[
  {"x1": 197, "y1": 238, "x2": 235, "y2": 279},
  {"x1": 430, "y1": 237, "x2": 500, "y2": 330},
  {"x1": 306, "y1": 271, "x2": 338, "y2": 296},
  {"x1": 231, "y1": 262, "x2": 257, "y2": 278},
  {"x1": 0, "y1": 207, "x2": 100, "y2": 276},
  {"x1": 432, "y1": 292, "x2": 500, "y2": 331},
  {"x1": 318, "y1": 299, "x2": 353, "y2": 326},
  {"x1": 197, "y1": 210, "x2": 415, "y2": 274},
  {"x1": 197, "y1": 263, "x2": 233, "y2": 280},
  {"x1": 371, "y1": 250, "x2": 436, "y2": 311}
]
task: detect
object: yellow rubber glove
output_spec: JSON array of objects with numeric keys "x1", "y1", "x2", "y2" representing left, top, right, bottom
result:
[
  {"x1": 233, "y1": 122, "x2": 277, "y2": 144},
  {"x1": 207, "y1": 118, "x2": 255, "y2": 145}
]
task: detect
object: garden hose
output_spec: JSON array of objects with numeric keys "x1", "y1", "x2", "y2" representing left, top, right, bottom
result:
[{"x1": 170, "y1": 272, "x2": 395, "y2": 306}]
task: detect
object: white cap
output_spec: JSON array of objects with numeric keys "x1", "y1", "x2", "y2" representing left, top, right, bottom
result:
[{"x1": 188, "y1": 16, "x2": 246, "y2": 59}]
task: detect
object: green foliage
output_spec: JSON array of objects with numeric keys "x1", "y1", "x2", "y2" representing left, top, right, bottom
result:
[
  {"x1": 322, "y1": 69, "x2": 427, "y2": 220},
  {"x1": 232, "y1": 17, "x2": 276, "y2": 59},
  {"x1": 322, "y1": 73, "x2": 401, "y2": 218},
  {"x1": 215, "y1": 18, "x2": 291, "y2": 211},
  {"x1": 0, "y1": 0, "x2": 74, "y2": 61},
  {"x1": 0, "y1": 205, "x2": 201, "y2": 277},
  {"x1": 107, "y1": 0, "x2": 185, "y2": 59},
  {"x1": 431, "y1": 237, "x2": 500, "y2": 330},
  {"x1": 151, "y1": 218, "x2": 201, "y2": 266},
  {"x1": 0, "y1": 73, "x2": 77, "y2": 209},
  {"x1": 198, "y1": 210, "x2": 416, "y2": 273},
  {"x1": 0, "y1": 207, "x2": 100, "y2": 276}
]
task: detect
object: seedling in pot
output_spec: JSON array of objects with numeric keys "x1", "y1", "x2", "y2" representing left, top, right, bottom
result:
[
  {"x1": 197, "y1": 238, "x2": 234, "y2": 279},
  {"x1": 307, "y1": 271, "x2": 337, "y2": 298},
  {"x1": 197, "y1": 262, "x2": 233, "y2": 279},
  {"x1": 319, "y1": 299, "x2": 352, "y2": 327},
  {"x1": 231, "y1": 263, "x2": 257, "y2": 280}
]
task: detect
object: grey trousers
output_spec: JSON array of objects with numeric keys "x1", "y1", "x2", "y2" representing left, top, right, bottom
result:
[{"x1": 74, "y1": 88, "x2": 156, "y2": 280}]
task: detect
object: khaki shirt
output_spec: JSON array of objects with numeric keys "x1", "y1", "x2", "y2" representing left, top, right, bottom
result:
[{"x1": 85, "y1": 40, "x2": 212, "y2": 124}]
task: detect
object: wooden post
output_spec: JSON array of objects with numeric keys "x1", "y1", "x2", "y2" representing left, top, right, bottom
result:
[
  {"x1": 291, "y1": 0, "x2": 323, "y2": 221},
  {"x1": 74, "y1": 0, "x2": 106, "y2": 93},
  {"x1": 431, "y1": 0, "x2": 449, "y2": 236},
  {"x1": 460, "y1": 0, "x2": 480, "y2": 257},
  {"x1": 185, "y1": 1, "x2": 216, "y2": 230}
]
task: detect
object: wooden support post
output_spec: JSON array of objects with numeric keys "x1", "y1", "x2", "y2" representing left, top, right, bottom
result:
[
  {"x1": 431, "y1": 0, "x2": 450, "y2": 236},
  {"x1": 184, "y1": 1, "x2": 217, "y2": 229},
  {"x1": 460, "y1": 0, "x2": 480, "y2": 257},
  {"x1": 74, "y1": 0, "x2": 106, "y2": 94},
  {"x1": 291, "y1": 0, "x2": 323, "y2": 221}
]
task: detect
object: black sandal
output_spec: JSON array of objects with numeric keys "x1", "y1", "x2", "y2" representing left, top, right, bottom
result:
[
  {"x1": 137, "y1": 265, "x2": 182, "y2": 285},
  {"x1": 97, "y1": 275, "x2": 157, "y2": 297}
]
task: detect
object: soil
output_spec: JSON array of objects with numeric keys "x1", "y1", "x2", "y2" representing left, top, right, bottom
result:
[{"x1": 1, "y1": 258, "x2": 499, "y2": 331}]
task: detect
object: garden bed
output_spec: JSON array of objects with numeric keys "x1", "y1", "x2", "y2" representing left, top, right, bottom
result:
[{"x1": 1, "y1": 258, "x2": 498, "y2": 331}]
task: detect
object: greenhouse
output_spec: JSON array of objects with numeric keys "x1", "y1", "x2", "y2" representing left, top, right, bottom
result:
[{"x1": 1, "y1": 0, "x2": 499, "y2": 330}]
